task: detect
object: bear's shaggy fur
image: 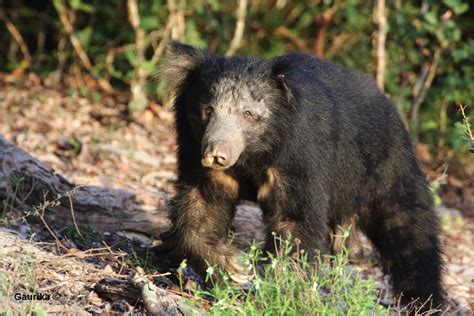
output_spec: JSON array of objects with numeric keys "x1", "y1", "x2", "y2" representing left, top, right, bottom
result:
[{"x1": 160, "y1": 41, "x2": 444, "y2": 309}]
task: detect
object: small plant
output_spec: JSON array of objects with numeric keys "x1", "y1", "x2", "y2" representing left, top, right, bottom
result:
[
  {"x1": 64, "y1": 225, "x2": 96, "y2": 249},
  {"x1": 456, "y1": 104, "x2": 474, "y2": 152},
  {"x1": 188, "y1": 229, "x2": 389, "y2": 315},
  {"x1": 0, "y1": 248, "x2": 44, "y2": 314},
  {"x1": 126, "y1": 243, "x2": 150, "y2": 270}
]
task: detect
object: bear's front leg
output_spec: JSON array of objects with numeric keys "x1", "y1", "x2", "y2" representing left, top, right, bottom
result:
[
  {"x1": 258, "y1": 167, "x2": 331, "y2": 257},
  {"x1": 167, "y1": 170, "x2": 249, "y2": 283}
]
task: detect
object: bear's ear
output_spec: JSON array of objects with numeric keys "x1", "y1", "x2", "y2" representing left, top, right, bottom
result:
[
  {"x1": 160, "y1": 41, "x2": 207, "y2": 96},
  {"x1": 270, "y1": 58, "x2": 294, "y2": 101}
]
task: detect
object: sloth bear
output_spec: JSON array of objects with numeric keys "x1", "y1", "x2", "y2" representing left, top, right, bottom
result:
[{"x1": 159, "y1": 41, "x2": 444, "y2": 309}]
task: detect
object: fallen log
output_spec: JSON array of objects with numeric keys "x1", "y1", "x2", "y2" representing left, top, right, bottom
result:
[
  {"x1": 0, "y1": 136, "x2": 170, "y2": 237},
  {"x1": 0, "y1": 136, "x2": 264, "y2": 242}
]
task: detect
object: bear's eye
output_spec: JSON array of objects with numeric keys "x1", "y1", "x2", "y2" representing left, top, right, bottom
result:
[
  {"x1": 203, "y1": 106, "x2": 214, "y2": 116},
  {"x1": 243, "y1": 110, "x2": 253, "y2": 120}
]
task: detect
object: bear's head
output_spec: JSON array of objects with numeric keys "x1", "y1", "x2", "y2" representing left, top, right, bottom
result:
[{"x1": 161, "y1": 41, "x2": 293, "y2": 170}]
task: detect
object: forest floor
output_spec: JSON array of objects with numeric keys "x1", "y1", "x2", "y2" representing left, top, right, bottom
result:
[{"x1": 0, "y1": 74, "x2": 473, "y2": 314}]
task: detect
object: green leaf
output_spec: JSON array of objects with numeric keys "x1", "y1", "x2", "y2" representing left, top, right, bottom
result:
[
  {"x1": 208, "y1": 0, "x2": 220, "y2": 11},
  {"x1": 141, "y1": 16, "x2": 159, "y2": 30},
  {"x1": 69, "y1": 0, "x2": 81, "y2": 9},
  {"x1": 108, "y1": 67, "x2": 124, "y2": 79},
  {"x1": 52, "y1": 0, "x2": 64, "y2": 12},
  {"x1": 139, "y1": 61, "x2": 156, "y2": 73},
  {"x1": 421, "y1": 120, "x2": 439, "y2": 130},
  {"x1": 442, "y1": 0, "x2": 469, "y2": 15},
  {"x1": 69, "y1": 0, "x2": 94, "y2": 13},
  {"x1": 185, "y1": 20, "x2": 206, "y2": 47},
  {"x1": 124, "y1": 50, "x2": 137, "y2": 67},
  {"x1": 31, "y1": 305, "x2": 48, "y2": 316},
  {"x1": 424, "y1": 11, "x2": 438, "y2": 25},
  {"x1": 76, "y1": 26, "x2": 92, "y2": 49}
]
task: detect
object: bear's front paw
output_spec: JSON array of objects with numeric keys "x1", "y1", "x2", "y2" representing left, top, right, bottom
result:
[{"x1": 222, "y1": 255, "x2": 253, "y2": 284}]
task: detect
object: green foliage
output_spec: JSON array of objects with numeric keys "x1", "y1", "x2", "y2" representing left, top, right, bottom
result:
[
  {"x1": 126, "y1": 245, "x2": 151, "y2": 270},
  {"x1": 430, "y1": 181, "x2": 443, "y2": 207},
  {"x1": 1, "y1": 0, "x2": 473, "y2": 152},
  {"x1": 456, "y1": 122, "x2": 474, "y2": 152},
  {"x1": 64, "y1": 225, "x2": 97, "y2": 249},
  {"x1": 31, "y1": 305, "x2": 49, "y2": 316},
  {"x1": 441, "y1": 212, "x2": 465, "y2": 232},
  {"x1": 184, "y1": 231, "x2": 389, "y2": 315},
  {"x1": 455, "y1": 105, "x2": 474, "y2": 152}
]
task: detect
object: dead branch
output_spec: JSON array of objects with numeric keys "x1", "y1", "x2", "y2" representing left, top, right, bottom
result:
[
  {"x1": 410, "y1": 47, "x2": 442, "y2": 141},
  {"x1": 437, "y1": 100, "x2": 449, "y2": 155},
  {"x1": 274, "y1": 26, "x2": 307, "y2": 51},
  {"x1": 0, "y1": 10, "x2": 31, "y2": 65},
  {"x1": 150, "y1": 19, "x2": 173, "y2": 65},
  {"x1": 54, "y1": 0, "x2": 113, "y2": 94},
  {"x1": 325, "y1": 33, "x2": 359, "y2": 58},
  {"x1": 36, "y1": 191, "x2": 69, "y2": 251},
  {"x1": 313, "y1": 4, "x2": 339, "y2": 57},
  {"x1": 226, "y1": 0, "x2": 249, "y2": 56},
  {"x1": 132, "y1": 268, "x2": 190, "y2": 315},
  {"x1": 0, "y1": 136, "x2": 170, "y2": 236},
  {"x1": 95, "y1": 277, "x2": 140, "y2": 305},
  {"x1": 127, "y1": 0, "x2": 176, "y2": 113},
  {"x1": 127, "y1": 0, "x2": 149, "y2": 113},
  {"x1": 458, "y1": 104, "x2": 474, "y2": 142},
  {"x1": 374, "y1": 0, "x2": 387, "y2": 90}
]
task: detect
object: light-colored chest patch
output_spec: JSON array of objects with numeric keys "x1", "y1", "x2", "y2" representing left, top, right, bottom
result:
[
  {"x1": 257, "y1": 167, "x2": 280, "y2": 201},
  {"x1": 208, "y1": 169, "x2": 240, "y2": 198}
]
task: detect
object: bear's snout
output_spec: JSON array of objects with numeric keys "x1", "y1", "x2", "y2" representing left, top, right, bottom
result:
[
  {"x1": 202, "y1": 142, "x2": 231, "y2": 169},
  {"x1": 201, "y1": 114, "x2": 245, "y2": 170}
]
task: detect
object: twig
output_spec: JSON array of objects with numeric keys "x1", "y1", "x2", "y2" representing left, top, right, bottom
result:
[
  {"x1": 0, "y1": 10, "x2": 31, "y2": 65},
  {"x1": 68, "y1": 193, "x2": 84, "y2": 240},
  {"x1": 132, "y1": 270, "x2": 166, "y2": 315},
  {"x1": 31, "y1": 187, "x2": 83, "y2": 251},
  {"x1": 374, "y1": 0, "x2": 387, "y2": 90},
  {"x1": 313, "y1": 4, "x2": 339, "y2": 57},
  {"x1": 410, "y1": 47, "x2": 442, "y2": 141},
  {"x1": 325, "y1": 33, "x2": 359, "y2": 58},
  {"x1": 458, "y1": 104, "x2": 474, "y2": 141},
  {"x1": 411, "y1": 1, "x2": 430, "y2": 101},
  {"x1": 437, "y1": 99, "x2": 449, "y2": 155},
  {"x1": 103, "y1": 241, "x2": 128, "y2": 275},
  {"x1": 127, "y1": 0, "x2": 148, "y2": 113},
  {"x1": 132, "y1": 270, "x2": 191, "y2": 315},
  {"x1": 150, "y1": 18, "x2": 173, "y2": 65},
  {"x1": 54, "y1": 0, "x2": 113, "y2": 93},
  {"x1": 37, "y1": 196, "x2": 68, "y2": 252},
  {"x1": 226, "y1": 0, "x2": 248, "y2": 56},
  {"x1": 274, "y1": 26, "x2": 307, "y2": 51},
  {"x1": 412, "y1": 2, "x2": 431, "y2": 100},
  {"x1": 127, "y1": 0, "x2": 177, "y2": 113},
  {"x1": 106, "y1": 11, "x2": 172, "y2": 78}
]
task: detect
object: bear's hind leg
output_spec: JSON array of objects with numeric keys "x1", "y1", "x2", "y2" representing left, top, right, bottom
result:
[{"x1": 361, "y1": 193, "x2": 444, "y2": 312}]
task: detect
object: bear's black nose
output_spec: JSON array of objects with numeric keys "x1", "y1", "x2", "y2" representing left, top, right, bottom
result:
[
  {"x1": 214, "y1": 154, "x2": 227, "y2": 165},
  {"x1": 202, "y1": 143, "x2": 229, "y2": 168}
]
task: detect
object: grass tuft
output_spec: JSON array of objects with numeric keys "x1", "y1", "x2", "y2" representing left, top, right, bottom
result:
[{"x1": 186, "y1": 229, "x2": 389, "y2": 315}]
